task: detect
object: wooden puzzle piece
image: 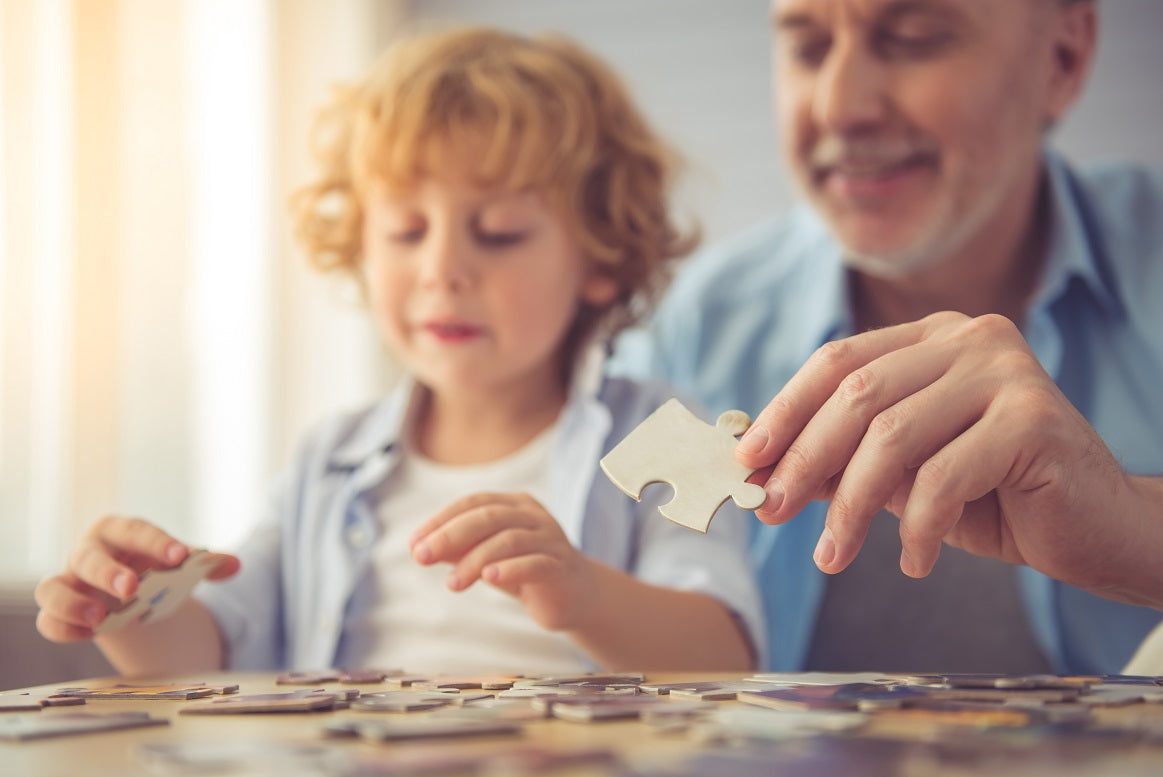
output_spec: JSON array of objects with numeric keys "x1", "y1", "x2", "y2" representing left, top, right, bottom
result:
[
  {"x1": 179, "y1": 690, "x2": 342, "y2": 714},
  {"x1": 599, "y1": 398, "x2": 766, "y2": 532},
  {"x1": 95, "y1": 549, "x2": 221, "y2": 634},
  {"x1": 0, "y1": 711, "x2": 168, "y2": 741},
  {"x1": 324, "y1": 717, "x2": 522, "y2": 742},
  {"x1": 54, "y1": 684, "x2": 218, "y2": 700}
]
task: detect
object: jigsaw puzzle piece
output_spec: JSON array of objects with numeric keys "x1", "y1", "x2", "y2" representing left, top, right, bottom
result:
[
  {"x1": 599, "y1": 398, "x2": 766, "y2": 533},
  {"x1": 95, "y1": 549, "x2": 222, "y2": 634}
]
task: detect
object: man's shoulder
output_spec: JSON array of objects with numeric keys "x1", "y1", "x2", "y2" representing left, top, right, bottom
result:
[
  {"x1": 1074, "y1": 159, "x2": 1163, "y2": 250},
  {"x1": 1072, "y1": 158, "x2": 1163, "y2": 275}
]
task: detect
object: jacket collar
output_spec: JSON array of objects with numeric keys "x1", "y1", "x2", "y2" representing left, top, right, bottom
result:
[{"x1": 325, "y1": 339, "x2": 610, "y2": 470}]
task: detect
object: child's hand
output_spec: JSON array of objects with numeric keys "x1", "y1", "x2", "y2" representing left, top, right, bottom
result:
[
  {"x1": 408, "y1": 492, "x2": 596, "y2": 631},
  {"x1": 34, "y1": 515, "x2": 239, "y2": 642}
]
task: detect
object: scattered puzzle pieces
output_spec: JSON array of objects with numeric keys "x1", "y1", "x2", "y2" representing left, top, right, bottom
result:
[
  {"x1": 599, "y1": 398, "x2": 766, "y2": 532},
  {"x1": 95, "y1": 549, "x2": 222, "y2": 634}
]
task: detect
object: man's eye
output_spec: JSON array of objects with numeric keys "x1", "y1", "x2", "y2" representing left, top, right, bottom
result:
[
  {"x1": 782, "y1": 36, "x2": 831, "y2": 68},
  {"x1": 876, "y1": 31, "x2": 954, "y2": 59}
]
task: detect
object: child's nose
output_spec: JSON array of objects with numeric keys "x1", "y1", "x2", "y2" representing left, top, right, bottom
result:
[{"x1": 417, "y1": 229, "x2": 473, "y2": 290}]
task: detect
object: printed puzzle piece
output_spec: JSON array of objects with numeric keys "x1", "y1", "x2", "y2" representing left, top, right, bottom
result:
[
  {"x1": 95, "y1": 549, "x2": 222, "y2": 634},
  {"x1": 599, "y1": 398, "x2": 766, "y2": 532}
]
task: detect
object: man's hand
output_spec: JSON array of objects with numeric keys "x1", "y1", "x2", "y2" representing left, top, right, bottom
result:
[
  {"x1": 409, "y1": 492, "x2": 597, "y2": 630},
  {"x1": 736, "y1": 311, "x2": 1163, "y2": 606}
]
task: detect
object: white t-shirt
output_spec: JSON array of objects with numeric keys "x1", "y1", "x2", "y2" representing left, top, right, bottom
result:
[{"x1": 347, "y1": 419, "x2": 588, "y2": 675}]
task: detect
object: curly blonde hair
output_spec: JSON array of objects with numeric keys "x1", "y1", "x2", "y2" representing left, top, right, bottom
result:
[{"x1": 291, "y1": 26, "x2": 697, "y2": 346}]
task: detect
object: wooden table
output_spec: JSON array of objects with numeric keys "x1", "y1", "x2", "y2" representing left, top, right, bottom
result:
[{"x1": 4, "y1": 671, "x2": 1163, "y2": 776}]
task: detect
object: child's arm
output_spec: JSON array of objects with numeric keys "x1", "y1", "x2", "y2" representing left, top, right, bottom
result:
[
  {"x1": 409, "y1": 492, "x2": 755, "y2": 670},
  {"x1": 34, "y1": 515, "x2": 238, "y2": 676}
]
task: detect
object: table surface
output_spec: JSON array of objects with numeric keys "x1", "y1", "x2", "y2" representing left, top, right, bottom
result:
[{"x1": 4, "y1": 670, "x2": 1163, "y2": 776}]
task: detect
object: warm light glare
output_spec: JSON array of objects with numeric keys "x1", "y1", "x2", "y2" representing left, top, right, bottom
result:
[{"x1": 186, "y1": 0, "x2": 273, "y2": 547}]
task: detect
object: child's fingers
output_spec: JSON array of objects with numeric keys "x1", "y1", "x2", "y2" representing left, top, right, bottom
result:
[
  {"x1": 408, "y1": 492, "x2": 523, "y2": 550},
  {"x1": 33, "y1": 574, "x2": 116, "y2": 641},
  {"x1": 88, "y1": 515, "x2": 189, "y2": 568},
  {"x1": 67, "y1": 516, "x2": 191, "y2": 600},
  {"x1": 482, "y1": 554, "x2": 561, "y2": 593},
  {"x1": 412, "y1": 495, "x2": 544, "y2": 565},
  {"x1": 205, "y1": 553, "x2": 242, "y2": 580},
  {"x1": 35, "y1": 611, "x2": 97, "y2": 643},
  {"x1": 448, "y1": 527, "x2": 570, "y2": 592}
]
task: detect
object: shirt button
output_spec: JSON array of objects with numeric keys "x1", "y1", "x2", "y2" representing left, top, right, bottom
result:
[{"x1": 346, "y1": 525, "x2": 371, "y2": 548}]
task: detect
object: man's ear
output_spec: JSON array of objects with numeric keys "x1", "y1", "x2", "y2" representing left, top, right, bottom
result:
[{"x1": 1044, "y1": 1, "x2": 1098, "y2": 124}]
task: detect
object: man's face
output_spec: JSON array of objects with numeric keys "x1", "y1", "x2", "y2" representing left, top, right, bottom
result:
[{"x1": 772, "y1": 0, "x2": 1079, "y2": 277}]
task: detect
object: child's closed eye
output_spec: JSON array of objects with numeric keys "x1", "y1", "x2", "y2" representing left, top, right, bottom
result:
[{"x1": 474, "y1": 229, "x2": 528, "y2": 249}]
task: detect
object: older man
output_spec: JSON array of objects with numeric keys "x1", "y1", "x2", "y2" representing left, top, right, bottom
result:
[{"x1": 616, "y1": 0, "x2": 1163, "y2": 673}]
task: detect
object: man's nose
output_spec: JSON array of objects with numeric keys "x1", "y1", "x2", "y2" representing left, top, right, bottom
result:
[{"x1": 812, "y1": 40, "x2": 888, "y2": 134}]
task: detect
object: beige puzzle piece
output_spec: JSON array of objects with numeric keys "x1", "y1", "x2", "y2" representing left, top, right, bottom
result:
[
  {"x1": 95, "y1": 549, "x2": 221, "y2": 634},
  {"x1": 599, "y1": 398, "x2": 767, "y2": 533}
]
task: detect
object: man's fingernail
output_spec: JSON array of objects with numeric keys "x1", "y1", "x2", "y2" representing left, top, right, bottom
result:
[
  {"x1": 763, "y1": 477, "x2": 785, "y2": 513},
  {"x1": 737, "y1": 426, "x2": 769, "y2": 456},
  {"x1": 901, "y1": 548, "x2": 923, "y2": 577},
  {"x1": 814, "y1": 528, "x2": 836, "y2": 568}
]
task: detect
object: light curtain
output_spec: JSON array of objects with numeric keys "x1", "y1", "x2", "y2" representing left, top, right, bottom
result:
[{"x1": 0, "y1": 0, "x2": 400, "y2": 583}]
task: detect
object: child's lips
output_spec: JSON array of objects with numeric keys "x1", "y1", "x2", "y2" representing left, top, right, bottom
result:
[{"x1": 421, "y1": 321, "x2": 484, "y2": 342}]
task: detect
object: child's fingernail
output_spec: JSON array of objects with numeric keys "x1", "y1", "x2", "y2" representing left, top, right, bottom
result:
[
  {"x1": 483, "y1": 565, "x2": 499, "y2": 583},
  {"x1": 85, "y1": 605, "x2": 103, "y2": 626},
  {"x1": 737, "y1": 426, "x2": 769, "y2": 456},
  {"x1": 165, "y1": 542, "x2": 185, "y2": 564},
  {"x1": 113, "y1": 572, "x2": 132, "y2": 598},
  {"x1": 446, "y1": 572, "x2": 460, "y2": 590},
  {"x1": 412, "y1": 542, "x2": 432, "y2": 563},
  {"x1": 813, "y1": 527, "x2": 836, "y2": 568}
]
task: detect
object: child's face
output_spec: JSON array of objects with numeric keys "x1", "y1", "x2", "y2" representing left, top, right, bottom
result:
[{"x1": 360, "y1": 171, "x2": 615, "y2": 401}]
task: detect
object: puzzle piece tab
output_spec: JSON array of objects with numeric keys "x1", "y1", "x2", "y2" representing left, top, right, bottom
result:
[
  {"x1": 599, "y1": 398, "x2": 766, "y2": 533},
  {"x1": 95, "y1": 549, "x2": 221, "y2": 634}
]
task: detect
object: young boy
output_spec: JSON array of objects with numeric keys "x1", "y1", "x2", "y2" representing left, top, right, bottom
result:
[{"x1": 35, "y1": 27, "x2": 763, "y2": 675}]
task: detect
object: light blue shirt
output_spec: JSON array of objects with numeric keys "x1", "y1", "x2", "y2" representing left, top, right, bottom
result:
[
  {"x1": 612, "y1": 149, "x2": 1163, "y2": 673},
  {"x1": 196, "y1": 346, "x2": 765, "y2": 670}
]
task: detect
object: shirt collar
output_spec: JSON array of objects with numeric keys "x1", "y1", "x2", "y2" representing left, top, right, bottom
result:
[
  {"x1": 1028, "y1": 146, "x2": 1123, "y2": 319},
  {"x1": 326, "y1": 339, "x2": 610, "y2": 470}
]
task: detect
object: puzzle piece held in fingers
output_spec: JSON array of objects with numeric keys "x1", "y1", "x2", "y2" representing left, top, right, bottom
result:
[
  {"x1": 95, "y1": 550, "x2": 221, "y2": 634},
  {"x1": 599, "y1": 398, "x2": 767, "y2": 533}
]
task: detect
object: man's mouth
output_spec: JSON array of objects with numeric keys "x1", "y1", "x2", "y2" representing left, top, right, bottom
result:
[{"x1": 810, "y1": 134, "x2": 938, "y2": 182}]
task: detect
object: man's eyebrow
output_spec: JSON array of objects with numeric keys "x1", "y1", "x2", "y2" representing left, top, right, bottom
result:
[{"x1": 770, "y1": 11, "x2": 816, "y2": 34}]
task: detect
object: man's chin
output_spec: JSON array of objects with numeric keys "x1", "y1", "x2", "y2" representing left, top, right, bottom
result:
[{"x1": 839, "y1": 242, "x2": 948, "y2": 279}]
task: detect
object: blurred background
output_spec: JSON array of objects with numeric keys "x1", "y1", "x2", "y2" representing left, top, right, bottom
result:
[{"x1": 2, "y1": 0, "x2": 1162, "y2": 687}]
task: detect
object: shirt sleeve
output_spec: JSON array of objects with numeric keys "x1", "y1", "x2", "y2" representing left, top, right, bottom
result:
[
  {"x1": 193, "y1": 472, "x2": 290, "y2": 670},
  {"x1": 631, "y1": 490, "x2": 768, "y2": 665}
]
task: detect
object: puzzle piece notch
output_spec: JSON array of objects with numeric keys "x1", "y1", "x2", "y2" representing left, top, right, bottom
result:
[
  {"x1": 599, "y1": 398, "x2": 767, "y2": 533},
  {"x1": 95, "y1": 549, "x2": 221, "y2": 634}
]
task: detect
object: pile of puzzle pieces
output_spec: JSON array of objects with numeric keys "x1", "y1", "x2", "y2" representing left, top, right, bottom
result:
[{"x1": 5, "y1": 669, "x2": 1163, "y2": 776}]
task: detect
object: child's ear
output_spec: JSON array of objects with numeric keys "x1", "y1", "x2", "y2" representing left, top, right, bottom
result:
[{"x1": 581, "y1": 269, "x2": 620, "y2": 307}]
